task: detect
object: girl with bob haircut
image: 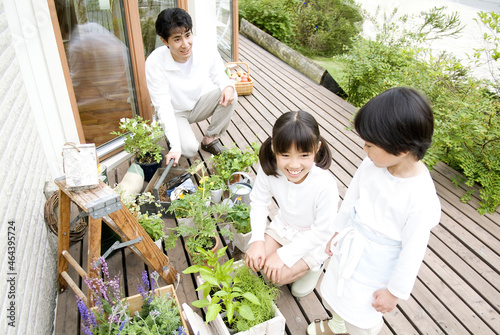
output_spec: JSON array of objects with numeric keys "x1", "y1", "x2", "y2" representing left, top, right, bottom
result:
[
  {"x1": 309, "y1": 87, "x2": 441, "y2": 335},
  {"x1": 245, "y1": 110, "x2": 339, "y2": 298}
]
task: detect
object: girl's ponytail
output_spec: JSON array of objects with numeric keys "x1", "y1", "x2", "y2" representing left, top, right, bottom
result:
[
  {"x1": 315, "y1": 135, "x2": 332, "y2": 170},
  {"x1": 259, "y1": 136, "x2": 278, "y2": 176}
]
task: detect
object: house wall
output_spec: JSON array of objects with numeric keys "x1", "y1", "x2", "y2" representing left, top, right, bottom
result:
[{"x1": 0, "y1": 0, "x2": 74, "y2": 334}]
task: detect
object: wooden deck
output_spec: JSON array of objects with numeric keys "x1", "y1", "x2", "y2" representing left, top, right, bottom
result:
[{"x1": 54, "y1": 35, "x2": 500, "y2": 335}]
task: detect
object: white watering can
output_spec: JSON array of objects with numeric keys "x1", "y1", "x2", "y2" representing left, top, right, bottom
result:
[{"x1": 227, "y1": 172, "x2": 253, "y2": 205}]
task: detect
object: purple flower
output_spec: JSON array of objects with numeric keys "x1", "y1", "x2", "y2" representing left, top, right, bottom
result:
[
  {"x1": 141, "y1": 271, "x2": 150, "y2": 291},
  {"x1": 77, "y1": 297, "x2": 97, "y2": 335},
  {"x1": 117, "y1": 316, "x2": 129, "y2": 334},
  {"x1": 150, "y1": 271, "x2": 158, "y2": 291},
  {"x1": 100, "y1": 257, "x2": 110, "y2": 281}
]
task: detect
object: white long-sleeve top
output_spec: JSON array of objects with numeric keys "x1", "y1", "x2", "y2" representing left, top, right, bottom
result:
[
  {"x1": 329, "y1": 157, "x2": 441, "y2": 300},
  {"x1": 145, "y1": 38, "x2": 234, "y2": 153},
  {"x1": 249, "y1": 164, "x2": 339, "y2": 268}
]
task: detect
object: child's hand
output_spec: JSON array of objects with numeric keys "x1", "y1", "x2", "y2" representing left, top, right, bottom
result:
[
  {"x1": 263, "y1": 252, "x2": 285, "y2": 284},
  {"x1": 372, "y1": 288, "x2": 399, "y2": 314},
  {"x1": 325, "y1": 232, "x2": 338, "y2": 256},
  {"x1": 245, "y1": 241, "x2": 266, "y2": 272}
]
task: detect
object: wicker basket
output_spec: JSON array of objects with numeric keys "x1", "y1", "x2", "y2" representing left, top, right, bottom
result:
[{"x1": 226, "y1": 61, "x2": 254, "y2": 96}]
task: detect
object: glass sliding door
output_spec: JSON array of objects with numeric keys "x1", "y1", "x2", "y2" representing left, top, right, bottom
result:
[
  {"x1": 215, "y1": 0, "x2": 234, "y2": 61},
  {"x1": 138, "y1": 0, "x2": 178, "y2": 59},
  {"x1": 55, "y1": 0, "x2": 137, "y2": 148}
]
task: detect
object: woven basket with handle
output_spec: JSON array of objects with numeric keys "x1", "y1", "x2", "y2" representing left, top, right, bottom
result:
[{"x1": 226, "y1": 61, "x2": 253, "y2": 96}]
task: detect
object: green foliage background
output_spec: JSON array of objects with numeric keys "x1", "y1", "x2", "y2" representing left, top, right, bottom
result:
[
  {"x1": 239, "y1": 0, "x2": 363, "y2": 56},
  {"x1": 338, "y1": 8, "x2": 500, "y2": 214}
]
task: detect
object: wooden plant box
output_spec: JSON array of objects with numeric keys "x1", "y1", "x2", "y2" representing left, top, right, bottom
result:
[
  {"x1": 185, "y1": 261, "x2": 285, "y2": 335},
  {"x1": 92, "y1": 284, "x2": 189, "y2": 333}
]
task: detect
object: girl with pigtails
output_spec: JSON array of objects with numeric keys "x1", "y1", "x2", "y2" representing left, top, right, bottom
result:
[{"x1": 245, "y1": 110, "x2": 339, "y2": 298}]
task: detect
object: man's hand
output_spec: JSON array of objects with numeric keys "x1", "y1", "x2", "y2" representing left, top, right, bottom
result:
[
  {"x1": 372, "y1": 288, "x2": 399, "y2": 314},
  {"x1": 245, "y1": 241, "x2": 266, "y2": 272},
  {"x1": 263, "y1": 252, "x2": 285, "y2": 284},
  {"x1": 219, "y1": 86, "x2": 235, "y2": 106},
  {"x1": 165, "y1": 151, "x2": 181, "y2": 167}
]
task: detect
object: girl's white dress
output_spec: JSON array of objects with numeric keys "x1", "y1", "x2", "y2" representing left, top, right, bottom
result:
[
  {"x1": 249, "y1": 164, "x2": 339, "y2": 270},
  {"x1": 321, "y1": 157, "x2": 441, "y2": 329}
]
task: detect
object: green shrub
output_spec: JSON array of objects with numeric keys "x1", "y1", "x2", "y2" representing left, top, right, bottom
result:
[
  {"x1": 292, "y1": 0, "x2": 363, "y2": 57},
  {"x1": 239, "y1": 0, "x2": 296, "y2": 43},
  {"x1": 341, "y1": 7, "x2": 500, "y2": 213}
]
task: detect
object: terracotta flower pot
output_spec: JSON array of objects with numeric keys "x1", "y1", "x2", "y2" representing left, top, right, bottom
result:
[{"x1": 185, "y1": 235, "x2": 220, "y2": 266}]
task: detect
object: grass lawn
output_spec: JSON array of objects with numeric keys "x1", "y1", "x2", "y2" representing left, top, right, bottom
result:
[{"x1": 311, "y1": 56, "x2": 348, "y2": 89}]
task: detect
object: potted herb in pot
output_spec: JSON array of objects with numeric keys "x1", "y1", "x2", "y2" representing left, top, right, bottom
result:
[
  {"x1": 182, "y1": 247, "x2": 285, "y2": 334},
  {"x1": 210, "y1": 143, "x2": 259, "y2": 184},
  {"x1": 165, "y1": 189, "x2": 233, "y2": 265},
  {"x1": 199, "y1": 174, "x2": 227, "y2": 203},
  {"x1": 225, "y1": 202, "x2": 252, "y2": 252},
  {"x1": 120, "y1": 191, "x2": 166, "y2": 249},
  {"x1": 111, "y1": 116, "x2": 165, "y2": 182}
]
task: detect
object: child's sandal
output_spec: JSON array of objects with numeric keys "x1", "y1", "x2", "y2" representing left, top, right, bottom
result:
[{"x1": 307, "y1": 317, "x2": 350, "y2": 335}]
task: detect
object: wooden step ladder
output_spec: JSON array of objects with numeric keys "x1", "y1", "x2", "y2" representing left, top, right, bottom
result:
[{"x1": 54, "y1": 177, "x2": 177, "y2": 306}]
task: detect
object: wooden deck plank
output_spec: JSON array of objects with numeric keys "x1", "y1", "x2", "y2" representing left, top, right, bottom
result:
[{"x1": 420, "y1": 252, "x2": 498, "y2": 334}]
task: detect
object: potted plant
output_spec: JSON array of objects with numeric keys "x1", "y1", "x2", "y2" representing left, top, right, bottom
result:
[
  {"x1": 199, "y1": 174, "x2": 227, "y2": 203},
  {"x1": 119, "y1": 191, "x2": 165, "y2": 248},
  {"x1": 77, "y1": 258, "x2": 188, "y2": 334},
  {"x1": 182, "y1": 247, "x2": 284, "y2": 334},
  {"x1": 137, "y1": 212, "x2": 165, "y2": 248},
  {"x1": 210, "y1": 142, "x2": 259, "y2": 184},
  {"x1": 225, "y1": 202, "x2": 252, "y2": 252},
  {"x1": 165, "y1": 187, "x2": 233, "y2": 264},
  {"x1": 111, "y1": 116, "x2": 165, "y2": 181}
]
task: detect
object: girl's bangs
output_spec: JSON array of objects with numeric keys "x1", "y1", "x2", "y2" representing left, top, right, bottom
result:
[{"x1": 273, "y1": 123, "x2": 317, "y2": 154}]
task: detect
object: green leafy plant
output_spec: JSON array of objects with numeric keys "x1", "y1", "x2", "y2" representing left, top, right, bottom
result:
[
  {"x1": 199, "y1": 174, "x2": 227, "y2": 192},
  {"x1": 292, "y1": 0, "x2": 363, "y2": 57},
  {"x1": 164, "y1": 163, "x2": 233, "y2": 262},
  {"x1": 137, "y1": 212, "x2": 164, "y2": 242},
  {"x1": 111, "y1": 116, "x2": 164, "y2": 164},
  {"x1": 239, "y1": 0, "x2": 296, "y2": 43},
  {"x1": 225, "y1": 202, "x2": 251, "y2": 234},
  {"x1": 210, "y1": 143, "x2": 259, "y2": 182},
  {"x1": 183, "y1": 247, "x2": 278, "y2": 332},
  {"x1": 118, "y1": 191, "x2": 165, "y2": 242}
]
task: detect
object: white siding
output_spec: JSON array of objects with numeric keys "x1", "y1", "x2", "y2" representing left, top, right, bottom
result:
[{"x1": 0, "y1": 0, "x2": 58, "y2": 334}]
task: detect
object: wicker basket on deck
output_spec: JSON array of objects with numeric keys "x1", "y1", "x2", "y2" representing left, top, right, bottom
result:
[{"x1": 226, "y1": 62, "x2": 254, "y2": 96}]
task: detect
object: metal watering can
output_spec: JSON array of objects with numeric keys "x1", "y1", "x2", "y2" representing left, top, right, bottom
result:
[{"x1": 227, "y1": 172, "x2": 254, "y2": 205}]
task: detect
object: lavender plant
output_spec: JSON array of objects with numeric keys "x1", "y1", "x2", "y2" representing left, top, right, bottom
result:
[{"x1": 76, "y1": 258, "x2": 186, "y2": 334}]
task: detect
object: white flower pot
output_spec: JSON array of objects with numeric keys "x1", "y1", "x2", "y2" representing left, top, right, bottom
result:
[
  {"x1": 229, "y1": 225, "x2": 252, "y2": 253},
  {"x1": 210, "y1": 188, "x2": 223, "y2": 203},
  {"x1": 154, "y1": 239, "x2": 163, "y2": 251}
]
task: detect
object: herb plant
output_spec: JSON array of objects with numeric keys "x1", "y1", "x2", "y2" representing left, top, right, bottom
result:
[
  {"x1": 210, "y1": 142, "x2": 259, "y2": 182},
  {"x1": 183, "y1": 247, "x2": 260, "y2": 328},
  {"x1": 183, "y1": 247, "x2": 280, "y2": 332},
  {"x1": 225, "y1": 202, "x2": 251, "y2": 234},
  {"x1": 77, "y1": 259, "x2": 186, "y2": 334},
  {"x1": 111, "y1": 116, "x2": 164, "y2": 164},
  {"x1": 164, "y1": 162, "x2": 233, "y2": 262}
]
